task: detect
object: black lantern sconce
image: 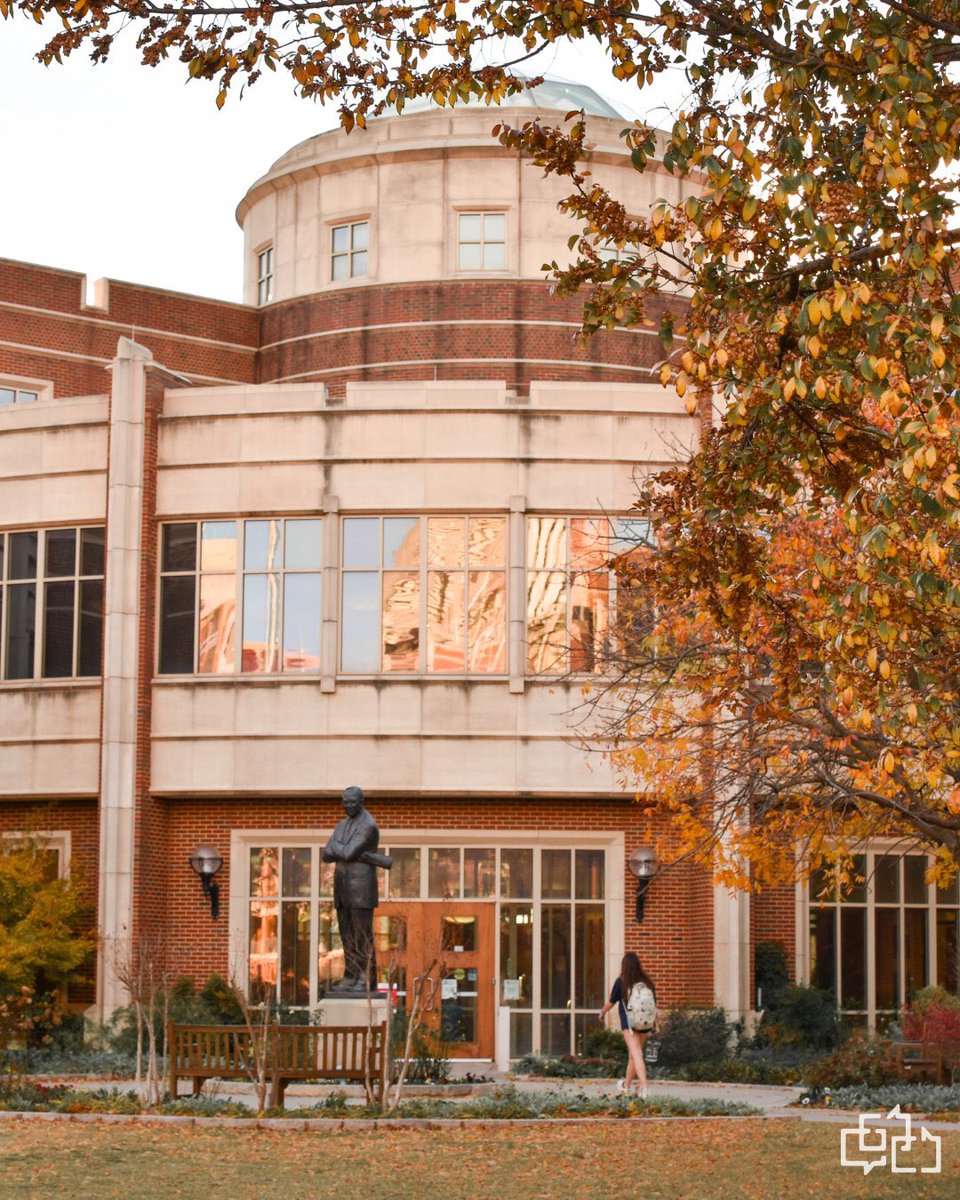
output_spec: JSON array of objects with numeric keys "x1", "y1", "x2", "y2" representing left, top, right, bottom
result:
[
  {"x1": 189, "y1": 844, "x2": 223, "y2": 919},
  {"x1": 627, "y1": 845, "x2": 660, "y2": 923}
]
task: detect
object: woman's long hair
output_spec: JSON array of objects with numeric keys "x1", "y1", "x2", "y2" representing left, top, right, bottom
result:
[{"x1": 620, "y1": 951, "x2": 656, "y2": 1000}]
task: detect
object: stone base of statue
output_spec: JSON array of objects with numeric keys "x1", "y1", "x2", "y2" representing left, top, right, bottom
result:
[{"x1": 320, "y1": 995, "x2": 389, "y2": 1029}]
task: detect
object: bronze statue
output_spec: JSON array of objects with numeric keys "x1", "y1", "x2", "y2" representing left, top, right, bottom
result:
[{"x1": 322, "y1": 786, "x2": 392, "y2": 995}]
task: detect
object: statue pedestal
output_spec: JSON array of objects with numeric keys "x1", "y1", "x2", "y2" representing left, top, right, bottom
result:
[{"x1": 320, "y1": 995, "x2": 389, "y2": 1029}]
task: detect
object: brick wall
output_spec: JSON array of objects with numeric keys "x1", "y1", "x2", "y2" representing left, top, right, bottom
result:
[
  {"x1": 753, "y1": 883, "x2": 798, "y2": 993},
  {"x1": 258, "y1": 280, "x2": 683, "y2": 394},
  {"x1": 143, "y1": 795, "x2": 715, "y2": 1007},
  {"x1": 0, "y1": 258, "x2": 259, "y2": 397}
]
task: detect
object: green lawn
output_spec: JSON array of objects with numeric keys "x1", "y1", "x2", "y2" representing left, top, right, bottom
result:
[{"x1": 0, "y1": 1119, "x2": 957, "y2": 1199}]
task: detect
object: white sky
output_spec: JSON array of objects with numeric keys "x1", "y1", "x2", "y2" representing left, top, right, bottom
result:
[{"x1": 0, "y1": 17, "x2": 685, "y2": 304}]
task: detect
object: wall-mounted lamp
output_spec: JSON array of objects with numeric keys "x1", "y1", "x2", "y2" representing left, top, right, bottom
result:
[
  {"x1": 627, "y1": 845, "x2": 660, "y2": 923},
  {"x1": 188, "y1": 844, "x2": 223, "y2": 919}
]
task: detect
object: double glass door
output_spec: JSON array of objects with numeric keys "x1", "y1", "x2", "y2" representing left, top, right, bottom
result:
[{"x1": 375, "y1": 902, "x2": 494, "y2": 1058}]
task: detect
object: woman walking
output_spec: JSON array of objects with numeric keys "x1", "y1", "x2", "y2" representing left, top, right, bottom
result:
[{"x1": 598, "y1": 951, "x2": 657, "y2": 1098}]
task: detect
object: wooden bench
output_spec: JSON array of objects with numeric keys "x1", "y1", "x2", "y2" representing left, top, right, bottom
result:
[
  {"x1": 892, "y1": 1041, "x2": 945, "y2": 1084},
  {"x1": 167, "y1": 1021, "x2": 389, "y2": 1108}
]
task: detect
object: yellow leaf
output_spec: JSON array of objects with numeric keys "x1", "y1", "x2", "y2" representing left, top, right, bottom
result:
[
  {"x1": 931, "y1": 312, "x2": 945, "y2": 339},
  {"x1": 685, "y1": 394, "x2": 698, "y2": 415},
  {"x1": 926, "y1": 445, "x2": 937, "y2": 468},
  {"x1": 879, "y1": 660, "x2": 891, "y2": 679},
  {"x1": 907, "y1": 703, "x2": 918, "y2": 725},
  {"x1": 808, "y1": 297, "x2": 822, "y2": 325},
  {"x1": 659, "y1": 364, "x2": 671, "y2": 386},
  {"x1": 903, "y1": 457, "x2": 915, "y2": 480},
  {"x1": 932, "y1": 345, "x2": 946, "y2": 368},
  {"x1": 867, "y1": 647, "x2": 878, "y2": 671},
  {"x1": 815, "y1": 377, "x2": 826, "y2": 398}
]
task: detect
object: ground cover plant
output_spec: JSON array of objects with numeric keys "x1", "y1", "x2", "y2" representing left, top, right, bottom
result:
[
  {"x1": 0, "y1": 1120, "x2": 954, "y2": 1200},
  {"x1": 0, "y1": 1082, "x2": 758, "y2": 1121},
  {"x1": 799, "y1": 1082, "x2": 960, "y2": 1115}
]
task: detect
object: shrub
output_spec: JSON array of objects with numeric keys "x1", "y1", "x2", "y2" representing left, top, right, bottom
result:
[
  {"x1": 805, "y1": 1030, "x2": 905, "y2": 1089},
  {"x1": 754, "y1": 940, "x2": 790, "y2": 1012},
  {"x1": 901, "y1": 986, "x2": 960, "y2": 1044},
  {"x1": 657, "y1": 1007, "x2": 731, "y2": 1069},
  {"x1": 758, "y1": 984, "x2": 843, "y2": 1050},
  {"x1": 580, "y1": 1025, "x2": 628, "y2": 1065}
]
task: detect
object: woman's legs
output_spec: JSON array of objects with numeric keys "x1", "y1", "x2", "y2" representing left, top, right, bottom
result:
[{"x1": 622, "y1": 1029, "x2": 647, "y2": 1093}]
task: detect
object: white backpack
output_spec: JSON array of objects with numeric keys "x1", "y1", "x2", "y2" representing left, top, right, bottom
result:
[{"x1": 626, "y1": 981, "x2": 657, "y2": 1031}]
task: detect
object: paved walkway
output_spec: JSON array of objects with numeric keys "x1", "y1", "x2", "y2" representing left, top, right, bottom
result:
[{"x1": 16, "y1": 1073, "x2": 960, "y2": 1131}]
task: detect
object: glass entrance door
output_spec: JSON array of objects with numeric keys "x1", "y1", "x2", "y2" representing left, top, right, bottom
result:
[{"x1": 376, "y1": 902, "x2": 495, "y2": 1058}]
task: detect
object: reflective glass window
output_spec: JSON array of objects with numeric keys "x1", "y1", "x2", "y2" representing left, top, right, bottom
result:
[
  {"x1": 388, "y1": 848, "x2": 421, "y2": 898},
  {"x1": 200, "y1": 521, "x2": 237, "y2": 572},
  {"x1": 341, "y1": 515, "x2": 505, "y2": 675},
  {"x1": 428, "y1": 848, "x2": 460, "y2": 899},
  {"x1": 500, "y1": 848, "x2": 533, "y2": 898},
  {"x1": 464, "y1": 848, "x2": 496, "y2": 898},
  {"x1": 198, "y1": 574, "x2": 236, "y2": 674},
  {"x1": 160, "y1": 518, "x2": 322, "y2": 676}
]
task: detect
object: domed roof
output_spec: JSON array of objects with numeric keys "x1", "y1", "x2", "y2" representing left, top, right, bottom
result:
[{"x1": 399, "y1": 77, "x2": 624, "y2": 121}]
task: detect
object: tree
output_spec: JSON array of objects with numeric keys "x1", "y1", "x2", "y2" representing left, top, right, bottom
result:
[
  {"x1": 0, "y1": 837, "x2": 91, "y2": 1071},
  {"x1": 8, "y1": 1, "x2": 960, "y2": 876},
  {"x1": 0, "y1": 837, "x2": 91, "y2": 995}
]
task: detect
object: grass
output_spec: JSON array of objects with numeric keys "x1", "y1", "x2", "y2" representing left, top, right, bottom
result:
[{"x1": 0, "y1": 1119, "x2": 957, "y2": 1199}]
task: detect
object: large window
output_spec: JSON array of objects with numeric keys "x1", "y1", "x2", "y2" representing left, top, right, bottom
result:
[
  {"x1": 0, "y1": 527, "x2": 104, "y2": 680},
  {"x1": 241, "y1": 837, "x2": 608, "y2": 1057},
  {"x1": 331, "y1": 221, "x2": 368, "y2": 281},
  {"x1": 340, "y1": 516, "x2": 507, "y2": 674},
  {"x1": 808, "y1": 849, "x2": 960, "y2": 1028},
  {"x1": 526, "y1": 516, "x2": 651, "y2": 675},
  {"x1": 458, "y1": 213, "x2": 506, "y2": 270},
  {"x1": 158, "y1": 519, "x2": 323, "y2": 675}
]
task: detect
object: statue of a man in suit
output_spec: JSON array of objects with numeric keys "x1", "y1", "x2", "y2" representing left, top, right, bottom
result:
[{"x1": 322, "y1": 786, "x2": 392, "y2": 995}]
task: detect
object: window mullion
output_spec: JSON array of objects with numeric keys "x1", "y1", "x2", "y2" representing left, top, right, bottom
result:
[
  {"x1": 865, "y1": 853, "x2": 877, "y2": 1030},
  {"x1": 72, "y1": 532, "x2": 81, "y2": 677},
  {"x1": 34, "y1": 530, "x2": 44, "y2": 680},
  {"x1": 193, "y1": 522, "x2": 201, "y2": 673}
]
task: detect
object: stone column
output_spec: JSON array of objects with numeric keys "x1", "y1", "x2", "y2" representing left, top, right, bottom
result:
[
  {"x1": 713, "y1": 881, "x2": 751, "y2": 1024},
  {"x1": 95, "y1": 337, "x2": 152, "y2": 1019}
]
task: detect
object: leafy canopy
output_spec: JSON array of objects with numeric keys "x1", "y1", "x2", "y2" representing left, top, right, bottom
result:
[{"x1": 7, "y1": 0, "x2": 960, "y2": 878}]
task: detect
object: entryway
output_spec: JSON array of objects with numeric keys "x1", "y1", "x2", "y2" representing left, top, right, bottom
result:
[{"x1": 375, "y1": 902, "x2": 495, "y2": 1059}]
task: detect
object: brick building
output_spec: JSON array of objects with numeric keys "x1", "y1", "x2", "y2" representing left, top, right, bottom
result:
[{"x1": 3, "y1": 81, "x2": 953, "y2": 1058}]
